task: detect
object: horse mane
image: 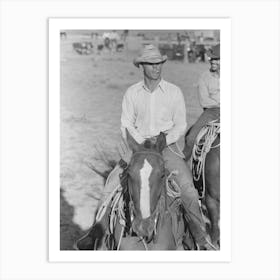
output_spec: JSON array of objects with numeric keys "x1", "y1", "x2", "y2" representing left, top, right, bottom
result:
[
  {"x1": 143, "y1": 139, "x2": 157, "y2": 150},
  {"x1": 143, "y1": 139, "x2": 152, "y2": 149}
]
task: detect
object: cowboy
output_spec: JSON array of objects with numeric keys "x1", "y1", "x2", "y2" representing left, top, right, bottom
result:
[
  {"x1": 184, "y1": 44, "x2": 220, "y2": 160},
  {"x1": 76, "y1": 45, "x2": 212, "y2": 250},
  {"x1": 119, "y1": 44, "x2": 213, "y2": 250}
]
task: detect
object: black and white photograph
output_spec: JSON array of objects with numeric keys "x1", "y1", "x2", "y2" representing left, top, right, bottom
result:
[
  {"x1": 49, "y1": 18, "x2": 231, "y2": 261},
  {"x1": 1, "y1": 1, "x2": 279, "y2": 279}
]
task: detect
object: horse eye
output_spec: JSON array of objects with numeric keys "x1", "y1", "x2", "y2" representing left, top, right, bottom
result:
[{"x1": 161, "y1": 174, "x2": 165, "y2": 179}]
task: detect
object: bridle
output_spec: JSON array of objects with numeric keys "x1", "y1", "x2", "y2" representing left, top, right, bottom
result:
[
  {"x1": 129, "y1": 150, "x2": 165, "y2": 164},
  {"x1": 126, "y1": 150, "x2": 166, "y2": 244}
]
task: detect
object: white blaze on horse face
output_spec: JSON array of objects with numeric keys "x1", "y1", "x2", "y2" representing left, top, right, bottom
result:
[{"x1": 139, "y1": 159, "x2": 153, "y2": 219}]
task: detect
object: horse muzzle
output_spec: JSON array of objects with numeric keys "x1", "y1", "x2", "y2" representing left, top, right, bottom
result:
[{"x1": 132, "y1": 216, "x2": 155, "y2": 241}]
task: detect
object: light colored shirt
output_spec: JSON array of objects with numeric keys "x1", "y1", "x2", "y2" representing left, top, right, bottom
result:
[
  {"x1": 121, "y1": 79, "x2": 187, "y2": 146},
  {"x1": 198, "y1": 71, "x2": 220, "y2": 108}
]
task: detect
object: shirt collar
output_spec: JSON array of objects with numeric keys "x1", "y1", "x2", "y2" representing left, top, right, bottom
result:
[{"x1": 140, "y1": 79, "x2": 166, "y2": 93}]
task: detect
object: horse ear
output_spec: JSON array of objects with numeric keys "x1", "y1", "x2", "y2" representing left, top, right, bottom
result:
[
  {"x1": 155, "y1": 132, "x2": 166, "y2": 153},
  {"x1": 125, "y1": 128, "x2": 140, "y2": 153}
]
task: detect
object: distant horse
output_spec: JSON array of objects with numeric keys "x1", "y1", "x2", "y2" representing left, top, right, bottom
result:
[
  {"x1": 97, "y1": 44, "x2": 104, "y2": 51},
  {"x1": 116, "y1": 43, "x2": 124, "y2": 52},
  {"x1": 104, "y1": 37, "x2": 111, "y2": 50},
  {"x1": 75, "y1": 132, "x2": 193, "y2": 250},
  {"x1": 72, "y1": 42, "x2": 93, "y2": 55},
  {"x1": 183, "y1": 122, "x2": 220, "y2": 248}
]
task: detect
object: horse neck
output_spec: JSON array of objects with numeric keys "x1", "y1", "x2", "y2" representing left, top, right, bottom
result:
[{"x1": 212, "y1": 133, "x2": 220, "y2": 147}]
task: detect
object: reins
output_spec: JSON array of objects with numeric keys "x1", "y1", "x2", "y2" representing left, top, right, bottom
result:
[{"x1": 95, "y1": 149, "x2": 182, "y2": 250}]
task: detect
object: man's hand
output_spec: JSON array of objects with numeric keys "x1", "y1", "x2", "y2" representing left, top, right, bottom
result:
[
  {"x1": 149, "y1": 136, "x2": 158, "y2": 144},
  {"x1": 117, "y1": 138, "x2": 133, "y2": 164}
]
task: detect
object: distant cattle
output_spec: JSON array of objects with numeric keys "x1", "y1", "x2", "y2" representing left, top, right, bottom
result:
[
  {"x1": 187, "y1": 44, "x2": 206, "y2": 63},
  {"x1": 116, "y1": 43, "x2": 124, "y2": 52},
  {"x1": 72, "y1": 42, "x2": 94, "y2": 55},
  {"x1": 158, "y1": 43, "x2": 185, "y2": 61},
  {"x1": 97, "y1": 44, "x2": 104, "y2": 51}
]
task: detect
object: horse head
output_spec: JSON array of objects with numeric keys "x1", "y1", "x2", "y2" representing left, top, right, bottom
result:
[{"x1": 125, "y1": 130, "x2": 167, "y2": 241}]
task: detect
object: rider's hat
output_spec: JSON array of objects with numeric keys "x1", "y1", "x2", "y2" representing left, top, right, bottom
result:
[
  {"x1": 207, "y1": 44, "x2": 220, "y2": 60},
  {"x1": 133, "y1": 44, "x2": 167, "y2": 67}
]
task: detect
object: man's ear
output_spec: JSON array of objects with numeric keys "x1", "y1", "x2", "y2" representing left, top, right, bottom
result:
[
  {"x1": 125, "y1": 128, "x2": 140, "y2": 153},
  {"x1": 155, "y1": 132, "x2": 166, "y2": 153}
]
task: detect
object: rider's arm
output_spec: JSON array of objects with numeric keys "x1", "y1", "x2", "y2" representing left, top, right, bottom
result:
[
  {"x1": 117, "y1": 138, "x2": 132, "y2": 168},
  {"x1": 198, "y1": 75, "x2": 219, "y2": 108},
  {"x1": 165, "y1": 87, "x2": 187, "y2": 146},
  {"x1": 121, "y1": 90, "x2": 145, "y2": 144}
]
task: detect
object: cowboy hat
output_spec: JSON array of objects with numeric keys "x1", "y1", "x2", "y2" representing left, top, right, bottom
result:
[
  {"x1": 207, "y1": 44, "x2": 220, "y2": 59},
  {"x1": 133, "y1": 44, "x2": 167, "y2": 67}
]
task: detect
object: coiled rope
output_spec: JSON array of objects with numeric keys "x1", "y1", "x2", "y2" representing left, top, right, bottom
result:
[
  {"x1": 94, "y1": 182, "x2": 126, "y2": 250},
  {"x1": 191, "y1": 120, "x2": 220, "y2": 198},
  {"x1": 94, "y1": 169, "x2": 182, "y2": 250}
]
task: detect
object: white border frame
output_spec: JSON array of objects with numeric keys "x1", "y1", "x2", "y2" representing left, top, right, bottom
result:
[
  {"x1": 1, "y1": 0, "x2": 279, "y2": 278},
  {"x1": 49, "y1": 18, "x2": 231, "y2": 262}
]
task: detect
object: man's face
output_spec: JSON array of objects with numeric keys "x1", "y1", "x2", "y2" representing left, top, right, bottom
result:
[
  {"x1": 141, "y1": 62, "x2": 163, "y2": 80},
  {"x1": 210, "y1": 59, "x2": 220, "y2": 72}
]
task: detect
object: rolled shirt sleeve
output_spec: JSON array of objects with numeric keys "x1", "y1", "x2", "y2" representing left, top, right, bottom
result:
[
  {"x1": 198, "y1": 73, "x2": 220, "y2": 108},
  {"x1": 165, "y1": 87, "x2": 187, "y2": 145}
]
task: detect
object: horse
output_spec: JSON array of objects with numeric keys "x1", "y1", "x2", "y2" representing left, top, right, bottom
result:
[
  {"x1": 75, "y1": 131, "x2": 193, "y2": 250},
  {"x1": 183, "y1": 122, "x2": 220, "y2": 248}
]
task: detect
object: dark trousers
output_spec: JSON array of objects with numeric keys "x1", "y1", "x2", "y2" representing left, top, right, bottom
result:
[{"x1": 163, "y1": 144, "x2": 207, "y2": 245}]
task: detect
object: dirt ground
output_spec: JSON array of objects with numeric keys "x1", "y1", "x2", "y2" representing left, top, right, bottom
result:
[{"x1": 60, "y1": 34, "x2": 208, "y2": 250}]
